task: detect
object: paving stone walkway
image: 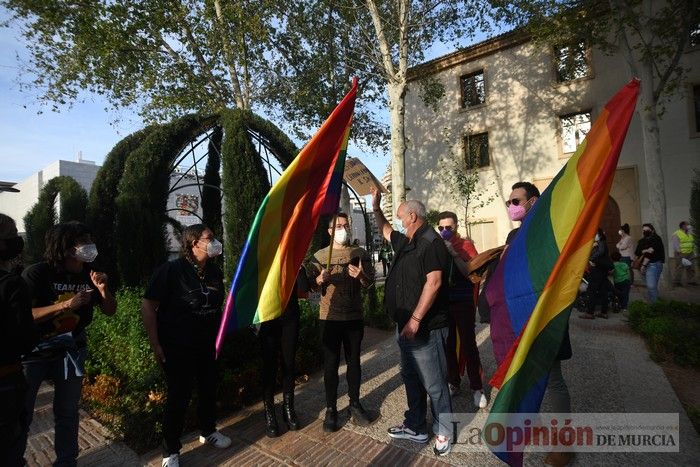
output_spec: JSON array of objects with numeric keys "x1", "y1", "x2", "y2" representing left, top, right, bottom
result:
[{"x1": 26, "y1": 283, "x2": 700, "y2": 466}]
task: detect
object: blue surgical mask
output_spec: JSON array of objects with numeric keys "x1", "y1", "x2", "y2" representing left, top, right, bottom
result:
[{"x1": 394, "y1": 220, "x2": 406, "y2": 235}]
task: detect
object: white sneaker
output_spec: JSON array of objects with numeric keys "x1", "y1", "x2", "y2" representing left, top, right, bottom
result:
[
  {"x1": 162, "y1": 454, "x2": 179, "y2": 467},
  {"x1": 199, "y1": 431, "x2": 232, "y2": 448},
  {"x1": 473, "y1": 390, "x2": 488, "y2": 409},
  {"x1": 433, "y1": 434, "x2": 452, "y2": 456}
]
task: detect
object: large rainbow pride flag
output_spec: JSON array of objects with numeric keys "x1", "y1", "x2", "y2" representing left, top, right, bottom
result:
[
  {"x1": 484, "y1": 80, "x2": 639, "y2": 465},
  {"x1": 215, "y1": 78, "x2": 357, "y2": 356}
]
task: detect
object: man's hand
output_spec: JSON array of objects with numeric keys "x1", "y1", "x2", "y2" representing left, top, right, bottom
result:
[
  {"x1": 316, "y1": 269, "x2": 330, "y2": 286},
  {"x1": 90, "y1": 271, "x2": 109, "y2": 294},
  {"x1": 400, "y1": 318, "x2": 420, "y2": 340},
  {"x1": 348, "y1": 261, "x2": 363, "y2": 279}
]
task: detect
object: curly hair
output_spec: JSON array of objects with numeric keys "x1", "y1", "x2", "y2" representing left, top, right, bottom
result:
[
  {"x1": 44, "y1": 221, "x2": 92, "y2": 267},
  {"x1": 181, "y1": 224, "x2": 210, "y2": 263}
]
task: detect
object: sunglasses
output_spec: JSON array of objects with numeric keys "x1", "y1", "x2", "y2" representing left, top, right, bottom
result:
[
  {"x1": 437, "y1": 226, "x2": 453, "y2": 232},
  {"x1": 505, "y1": 198, "x2": 527, "y2": 207}
]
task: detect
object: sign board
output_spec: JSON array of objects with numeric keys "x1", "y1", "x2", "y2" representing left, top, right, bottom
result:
[{"x1": 343, "y1": 157, "x2": 388, "y2": 196}]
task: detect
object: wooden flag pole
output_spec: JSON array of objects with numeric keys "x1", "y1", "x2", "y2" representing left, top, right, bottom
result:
[{"x1": 326, "y1": 214, "x2": 338, "y2": 269}]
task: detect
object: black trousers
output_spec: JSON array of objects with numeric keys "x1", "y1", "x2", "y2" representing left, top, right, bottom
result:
[
  {"x1": 587, "y1": 268, "x2": 610, "y2": 314},
  {"x1": 0, "y1": 371, "x2": 27, "y2": 467},
  {"x1": 259, "y1": 312, "x2": 300, "y2": 400},
  {"x1": 162, "y1": 345, "x2": 217, "y2": 456},
  {"x1": 320, "y1": 319, "x2": 364, "y2": 408}
]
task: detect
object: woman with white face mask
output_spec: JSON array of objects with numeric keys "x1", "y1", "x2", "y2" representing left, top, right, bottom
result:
[
  {"x1": 142, "y1": 224, "x2": 231, "y2": 467},
  {"x1": 21, "y1": 221, "x2": 116, "y2": 466}
]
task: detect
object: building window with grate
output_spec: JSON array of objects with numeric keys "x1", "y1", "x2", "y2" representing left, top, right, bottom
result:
[
  {"x1": 460, "y1": 70, "x2": 486, "y2": 108},
  {"x1": 464, "y1": 132, "x2": 490, "y2": 168},
  {"x1": 560, "y1": 111, "x2": 592, "y2": 154}
]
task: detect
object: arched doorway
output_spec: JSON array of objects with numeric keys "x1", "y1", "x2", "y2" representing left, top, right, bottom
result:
[{"x1": 600, "y1": 196, "x2": 621, "y2": 254}]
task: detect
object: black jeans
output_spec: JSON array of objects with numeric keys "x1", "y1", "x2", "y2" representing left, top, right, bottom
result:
[
  {"x1": 320, "y1": 319, "x2": 364, "y2": 408},
  {"x1": 0, "y1": 371, "x2": 27, "y2": 467},
  {"x1": 587, "y1": 268, "x2": 610, "y2": 314},
  {"x1": 162, "y1": 345, "x2": 217, "y2": 456},
  {"x1": 259, "y1": 312, "x2": 299, "y2": 400}
]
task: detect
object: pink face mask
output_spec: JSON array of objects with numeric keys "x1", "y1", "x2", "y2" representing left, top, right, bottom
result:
[{"x1": 508, "y1": 203, "x2": 527, "y2": 221}]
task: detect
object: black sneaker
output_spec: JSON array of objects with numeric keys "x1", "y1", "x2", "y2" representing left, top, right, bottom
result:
[
  {"x1": 349, "y1": 401, "x2": 372, "y2": 426},
  {"x1": 323, "y1": 407, "x2": 338, "y2": 432}
]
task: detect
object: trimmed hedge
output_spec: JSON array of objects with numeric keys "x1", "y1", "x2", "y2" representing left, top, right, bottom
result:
[
  {"x1": 24, "y1": 175, "x2": 88, "y2": 262},
  {"x1": 115, "y1": 114, "x2": 218, "y2": 286},
  {"x1": 628, "y1": 299, "x2": 700, "y2": 368},
  {"x1": 202, "y1": 125, "x2": 223, "y2": 237},
  {"x1": 87, "y1": 127, "x2": 156, "y2": 286}
]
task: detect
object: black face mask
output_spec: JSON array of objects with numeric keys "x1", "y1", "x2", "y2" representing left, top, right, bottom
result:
[
  {"x1": 0, "y1": 236, "x2": 24, "y2": 260},
  {"x1": 642, "y1": 230, "x2": 652, "y2": 238}
]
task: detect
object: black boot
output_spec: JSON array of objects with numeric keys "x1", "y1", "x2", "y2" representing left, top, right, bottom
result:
[
  {"x1": 263, "y1": 398, "x2": 279, "y2": 438},
  {"x1": 282, "y1": 392, "x2": 301, "y2": 431},
  {"x1": 323, "y1": 407, "x2": 338, "y2": 432},
  {"x1": 349, "y1": 400, "x2": 373, "y2": 426}
]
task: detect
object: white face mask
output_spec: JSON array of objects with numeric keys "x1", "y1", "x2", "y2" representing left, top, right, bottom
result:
[
  {"x1": 74, "y1": 243, "x2": 98, "y2": 263},
  {"x1": 595, "y1": 234, "x2": 601, "y2": 242},
  {"x1": 205, "y1": 239, "x2": 223, "y2": 257},
  {"x1": 394, "y1": 219, "x2": 407, "y2": 235},
  {"x1": 333, "y1": 229, "x2": 349, "y2": 245}
]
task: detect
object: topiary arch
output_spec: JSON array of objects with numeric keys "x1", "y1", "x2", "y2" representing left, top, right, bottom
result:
[
  {"x1": 24, "y1": 175, "x2": 88, "y2": 262},
  {"x1": 86, "y1": 109, "x2": 299, "y2": 287}
]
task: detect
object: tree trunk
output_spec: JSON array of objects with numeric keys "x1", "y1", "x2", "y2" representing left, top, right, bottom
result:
[
  {"x1": 637, "y1": 78, "x2": 670, "y2": 288},
  {"x1": 388, "y1": 82, "x2": 407, "y2": 215}
]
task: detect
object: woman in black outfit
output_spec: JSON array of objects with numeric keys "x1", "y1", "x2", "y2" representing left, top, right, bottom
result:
[
  {"x1": 581, "y1": 228, "x2": 613, "y2": 319},
  {"x1": 142, "y1": 224, "x2": 231, "y2": 467},
  {"x1": 635, "y1": 223, "x2": 665, "y2": 302},
  {"x1": 0, "y1": 213, "x2": 36, "y2": 467},
  {"x1": 258, "y1": 268, "x2": 310, "y2": 437}
]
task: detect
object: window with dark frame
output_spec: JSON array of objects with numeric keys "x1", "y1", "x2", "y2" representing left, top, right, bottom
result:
[
  {"x1": 690, "y1": 23, "x2": 700, "y2": 48},
  {"x1": 460, "y1": 70, "x2": 486, "y2": 108},
  {"x1": 560, "y1": 111, "x2": 591, "y2": 154},
  {"x1": 694, "y1": 85, "x2": 700, "y2": 133},
  {"x1": 554, "y1": 41, "x2": 591, "y2": 82},
  {"x1": 464, "y1": 132, "x2": 490, "y2": 169}
]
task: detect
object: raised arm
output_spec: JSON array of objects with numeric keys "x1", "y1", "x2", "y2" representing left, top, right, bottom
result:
[{"x1": 370, "y1": 187, "x2": 392, "y2": 242}]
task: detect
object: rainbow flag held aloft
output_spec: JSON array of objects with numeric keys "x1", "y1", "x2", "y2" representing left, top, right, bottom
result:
[
  {"x1": 215, "y1": 78, "x2": 357, "y2": 356},
  {"x1": 484, "y1": 80, "x2": 639, "y2": 466}
]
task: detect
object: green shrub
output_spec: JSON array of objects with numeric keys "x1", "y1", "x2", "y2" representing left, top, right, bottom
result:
[
  {"x1": 364, "y1": 284, "x2": 392, "y2": 330},
  {"x1": 628, "y1": 299, "x2": 700, "y2": 368}
]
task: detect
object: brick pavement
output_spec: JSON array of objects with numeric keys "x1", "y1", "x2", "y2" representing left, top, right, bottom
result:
[{"x1": 25, "y1": 383, "x2": 139, "y2": 466}]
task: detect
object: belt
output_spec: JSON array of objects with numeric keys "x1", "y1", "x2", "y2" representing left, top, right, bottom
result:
[{"x1": 0, "y1": 362, "x2": 22, "y2": 378}]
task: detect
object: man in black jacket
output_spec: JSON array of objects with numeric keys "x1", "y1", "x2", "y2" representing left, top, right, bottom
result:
[{"x1": 370, "y1": 188, "x2": 453, "y2": 457}]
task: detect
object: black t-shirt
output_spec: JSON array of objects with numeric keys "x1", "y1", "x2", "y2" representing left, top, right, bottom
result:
[
  {"x1": 635, "y1": 234, "x2": 665, "y2": 263},
  {"x1": 385, "y1": 223, "x2": 449, "y2": 333},
  {"x1": 0, "y1": 270, "x2": 37, "y2": 367},
  {"x1": 22, "y1": 262, "x2": 99, "y2": 348},
  {"x1": 144, "y1": 257, "x2": 224, "y2": 350}
]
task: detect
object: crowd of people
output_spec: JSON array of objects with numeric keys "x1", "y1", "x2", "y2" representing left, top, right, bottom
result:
[{"x1": 0, "y1": 183, "x2": 696, "y2": 466}]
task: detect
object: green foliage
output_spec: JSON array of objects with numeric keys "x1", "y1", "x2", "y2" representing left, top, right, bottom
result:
[
  {"x1": 201, "y1": 125, "x2": 223, "y2": 237},
  {"x1": 439, "y1": 127, "x2": 497, "y2": 223},
  {"x1": 84, "y1": 287, "x2": 163, "y2": 452},
  {"x1": 426, "y1": 209, "x2": 441, "y2": 227},
  {"x1": 418, "y1": 75, "x2": 446, "y2": 113},
  {"x1": 628, "y1": 299, "x2": 700, "y2": 368},
  {"x1": 23, "y1": 175, "x2": 88, "y2": 262},
  {"x1": 115, "y1": 114, "x2": 218, "y2": 286},
  {"x1": 219, "y1": 109, "x2": 297, "y2": 282},
  {"x1": 363, "y1": 284, "x2": 392, "y2": 330},
  {"x1": 87, "y1": 127, "x2": 156, "y2": 286},
  {"x1": 691, "y1": 169, "x2": 700, "y2": 252}
]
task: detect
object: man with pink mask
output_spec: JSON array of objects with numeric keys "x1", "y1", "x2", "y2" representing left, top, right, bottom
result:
[
  {"x1": 436, "y1": 211, "x2": 487, "y2": 409},
  {"x1": 503, "y1": 181, "x2": 573, "y2": 467}
]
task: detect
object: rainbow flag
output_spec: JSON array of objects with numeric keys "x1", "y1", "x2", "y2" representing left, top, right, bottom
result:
[
  {"x1": 215, "y1": 78, "x2": 357, "y2": 356},
  {"x1": 484, "y1": 80, "x2": 639, "y2": 465}
]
